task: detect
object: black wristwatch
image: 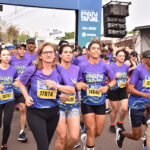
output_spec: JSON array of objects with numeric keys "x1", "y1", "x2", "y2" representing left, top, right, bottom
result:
[{"x1": 107, "y1": 85, "x2": 110, "y2": 90}]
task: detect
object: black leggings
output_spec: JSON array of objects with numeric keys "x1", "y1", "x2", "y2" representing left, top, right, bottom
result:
[
  {"x1": 27, "y1": 107, "x2": 60, "y2": 150},
  {"x1": 0, "y1": 101, "x2": 15, "y2": 145}
]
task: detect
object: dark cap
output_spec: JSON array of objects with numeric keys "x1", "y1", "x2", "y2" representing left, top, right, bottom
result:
[
  {"x1": 17, "y1": 43, "x2": 26, "y2": 49},
  {"x1": 142, "y1": 50, "x2": 150, "y2": 58},
  {"x1": 100, "y1": 54, "x2": 109, "y2": 59},
  {"x1": 26, "y1": 38, "x2": 35, "y2": 44},
  {"x1": 130, "y1": 51, "x2": 138, "y2": 56}
]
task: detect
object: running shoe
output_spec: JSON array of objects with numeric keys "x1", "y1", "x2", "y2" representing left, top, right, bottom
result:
[
  {"x1": 1, "y1": 144, "x2": 8, "y2": 150},
  {"x1": 18, "y1": 131, "x2": 28, "y2": 142},
  {"x1": 109, "y1": 125, "x2": 116, "y2": 133},
  {"x1": 117, "y1": 122, "x2": 125, "y2": 131},
  {"x1": 80, "y1": 121, "x2": 87, "y2": 133},
  {"x1": 116, "y1": 128, "x2": 125, "y2": 148},
  {"x1": 81, "y1": 133, "x2": 87, "y2": 150},
  {"x1": 73, "y1": 142, "x2": 81, "y2": 149},
  {"x1": 105, "y1": 108, "x2": 111, "y2": 114},
  {"x1": 141, "y1": 137, "x2": 147, "y2": 149}
]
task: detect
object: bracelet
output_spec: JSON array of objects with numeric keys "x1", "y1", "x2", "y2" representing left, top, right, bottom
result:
[{"x1": 56, "y1": 84, "x2": 60, "y2": 90}]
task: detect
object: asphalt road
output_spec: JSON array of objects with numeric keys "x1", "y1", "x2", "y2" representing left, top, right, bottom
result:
[{"x1": 0, "y1": 110, "x2": 145, "y2": 150}]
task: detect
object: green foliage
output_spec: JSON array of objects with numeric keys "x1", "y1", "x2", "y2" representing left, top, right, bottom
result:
[
  {"x1": 6, "y1": 25, "x2": 19, "y2": 43},
  {"x1": 18, "y1": 34, "x2": 30, "y2": 43},
  {"x1": 127, "y1": 31, "x2": 133, "y2": 34}
]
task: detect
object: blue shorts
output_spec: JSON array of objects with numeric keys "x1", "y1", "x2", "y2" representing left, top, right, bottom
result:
[
  {"x1": 129, "y1": 108, "x2": 146, "y2": 127},
  {"x1": 59, "y1": 108, "x2": 80, "y2": 119}
]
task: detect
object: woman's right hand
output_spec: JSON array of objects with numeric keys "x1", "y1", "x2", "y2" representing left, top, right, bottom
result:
[
  {"x1": 116, "y1": 72, "x2": 122, "y2": 78},
  {"x1": 25, "y1": 96, "x2": 34, "y2": 106},
  {"x1": 81, "y1": 83, "x2": 89, "y2": 90},
  {"x1": 0, "y1": 85, "x2": 4, "y2": 91}
]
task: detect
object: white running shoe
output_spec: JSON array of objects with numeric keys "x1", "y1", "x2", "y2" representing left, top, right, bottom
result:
[{"x1": 81, "y1": 133, "x2": 87, "y2": 150}]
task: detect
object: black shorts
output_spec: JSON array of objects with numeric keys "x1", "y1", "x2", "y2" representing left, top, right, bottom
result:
[
  {"x1": 81, "y1": 103, "x2": 105, "y2": 115},
  {"x1": 15, "y1": 94, "x2": 25, "y2": 104},
  {"x1": 129, "y1": 108, "x2": 146, "y2": 127},
  {"x1": 107, "y1": 88, "x2": 128, "y2": 101}
]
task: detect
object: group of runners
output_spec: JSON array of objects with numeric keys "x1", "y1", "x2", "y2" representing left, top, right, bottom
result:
[{"x1": 0, "y1": 38, "x2": 150, "y2": 150}]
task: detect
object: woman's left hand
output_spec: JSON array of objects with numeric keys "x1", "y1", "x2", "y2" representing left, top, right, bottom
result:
[
  {"x1": 59, "y1": 94, "x2": 69, "y2": 103},
  {"x1": 99, "y1": 86, "x2": 109, "y2": 93},
  {"x1": 44, "y1": 80, "x2": 57, "y2": 89}
]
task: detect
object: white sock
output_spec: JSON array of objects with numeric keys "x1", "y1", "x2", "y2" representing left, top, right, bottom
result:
[{"x1": 20, "y1": 130, "x2": 24, "y2": 134}]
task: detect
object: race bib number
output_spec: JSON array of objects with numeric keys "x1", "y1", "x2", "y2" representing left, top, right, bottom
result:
[
  {"x1": 117, "y1": 79, "x2": 126, "y2": 88},
  {"x1": 37, "y1": 89, "x2": 57, "y2": 99},
  {"x1": 87, "y1": 88, "x2": 102, "y2": 97},
  {"x1": 0, "y1": 91, "x2": 13, "y2": 101},
  {"x1": 143, "y1": 80, "x2": 150, "y2": 88},
  {"x1": 65, "y1": 95, "x2": 75, "y2": 104}
]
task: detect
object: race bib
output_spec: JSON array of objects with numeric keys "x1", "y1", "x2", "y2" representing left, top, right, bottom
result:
[
  {"x1": 37, "y1": 80, "x2": 57, "y2": 99},
  {"x1": 87, "y1": 88, "x2": 102, "y2": 97},
  {"x1": 143, "y1": 80, "x2": 150, "y2": 88},
  {"x1": 86, "y1": 84, "x2": 102, "y2": 97},
  {"x1": 0, "y1": 90, "x2": 13, "y2": 101},
  {"x1": 117, "y1": 79, "x2": 126, "y2": 88},
  {"x1": 65, "y1": 95, "x2": 75, "y2": 104},
  {"x1": 37, "y1": 89, "x2": 57, "y2": 99}
]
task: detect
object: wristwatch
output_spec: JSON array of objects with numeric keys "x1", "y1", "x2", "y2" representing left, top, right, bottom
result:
[{"x1": 107, "y1": 85, "x2": 110, "y2": 90}]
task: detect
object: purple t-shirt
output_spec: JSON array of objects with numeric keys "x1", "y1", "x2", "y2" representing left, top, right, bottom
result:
[
  {"x1": 110, "y1": 63, "x2": 129, "y2": 90},
  {"x1": 129, "y1": 63, "x2": 150, "y2": 109},
  {"x1": 73, "y1": 55, "x2": 88, "y2": 66},
  {"x1": 25, "y1": 51, "x2": 37, "y2": 62},
  {"x1": 10, "y1": 55, "x2": 32, "y2": 93},
  {"x1": 59, "y1": 64, "x2": 80, "y2": 110},
  {"x1": 0, "y1": 65, "x2": 18, "y2": 104},
  {"x1": 78, "y1": 60, "x2": 115, "y2": 105},
  {"x1": 20, "y1": 65, "x2": 74, "y2": 108}
]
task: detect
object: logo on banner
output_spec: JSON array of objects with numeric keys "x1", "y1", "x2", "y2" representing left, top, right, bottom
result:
[{"x1": 81, "y1": 10, "x2": 99, "y2": 22}]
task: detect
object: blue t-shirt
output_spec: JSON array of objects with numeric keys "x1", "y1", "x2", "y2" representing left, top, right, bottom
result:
[
  {"x1": 129, "y1": 63, "x2": 150, "y2": 109},
  {"x1": 20, "y1": 65, "x2": 74, "y2": 108},
  {"x1": 0, "y1": 65, "x2": 18, "y2": 104},
  {"x1": 78, "y1": 60, "x2": 115, "y2": 105},
  {"x1": 59, "y1": 64, "x2": 80, "y2": 111},
  {"x1": 110, "y1": 63, "x2": 129, "y2": 90},
  {"x1": 10, "y1": 55, "x2": 32, "y2": 93}
]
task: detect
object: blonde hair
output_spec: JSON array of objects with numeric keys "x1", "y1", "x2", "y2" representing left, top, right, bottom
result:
[{"x1": 35, "y1": 42, "x2": 58, "y2": 70}]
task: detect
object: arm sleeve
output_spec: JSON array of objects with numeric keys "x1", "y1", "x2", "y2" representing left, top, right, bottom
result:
[
  {"x1": 106, "y1": 65, "x2": 115, "y2": 80},
  {"x1": 129, "y1": 69, "x2": 139, "y2": 85},
  {"x1": 20, "y1": 66, "x2": 36, "y2": 86}
]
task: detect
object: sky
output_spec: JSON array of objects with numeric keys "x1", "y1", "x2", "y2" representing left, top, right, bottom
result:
[{"x1": 0, "y1": 0, "x2": 150, "y2": 36}]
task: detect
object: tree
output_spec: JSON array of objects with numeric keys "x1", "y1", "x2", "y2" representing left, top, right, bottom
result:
[
  {"x1": 18, "y1": 34, "x2": 30, "y2": 43},
  {"x1": 6, "y1": 25, "x2": 19, "y2": 44}
]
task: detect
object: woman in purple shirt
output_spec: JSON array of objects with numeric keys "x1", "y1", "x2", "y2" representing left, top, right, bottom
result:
[
  {"x1": 0, "y1": 49, "x2": 18, "y2": 150},
  {"x1": 55, "y1": 44, "x2": 80, "y2": 150},
  {"x1": 76, "y1": 41, "x2": 116, "y2": 150},
  {"x1": 107, "y1": 50, "x2": 129, "y2": 133},
  {"x1": 18, "y1": 42, "x2": 75, "y2": 150}
]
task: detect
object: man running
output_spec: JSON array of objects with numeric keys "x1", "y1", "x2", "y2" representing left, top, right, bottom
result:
[
  {"x1": 116, "y1": 50, "x2": 150, "y2": 148},
  {"x1": 10, "y1": 44, "x2": 32, "y2": 142}
]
